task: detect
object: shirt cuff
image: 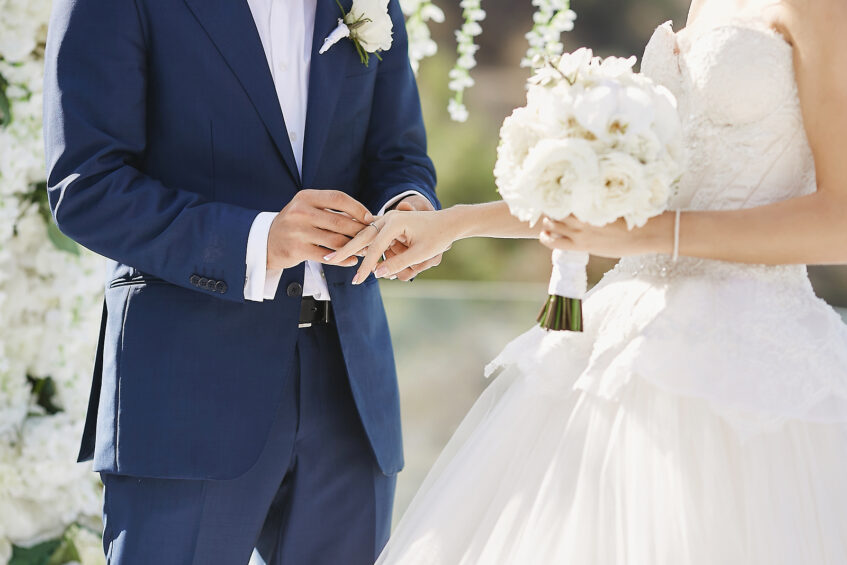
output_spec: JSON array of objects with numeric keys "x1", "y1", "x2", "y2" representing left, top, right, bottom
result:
[
  {"x1": 245, "y1": 211, "x2": 282, "y2": 302},
  {"x1": 378, "y1": 190, "x2": 427, "y2": 216}
]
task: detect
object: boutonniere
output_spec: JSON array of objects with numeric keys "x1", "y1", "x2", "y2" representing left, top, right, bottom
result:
[{"x1": 319, "y1": 0, "x2": 394, "y2": 65}]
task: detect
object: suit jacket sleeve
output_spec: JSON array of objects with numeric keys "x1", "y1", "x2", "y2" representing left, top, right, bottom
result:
[
  {"x1": 359, "y1": 0, "x2": 440, "y2": 213},
  {"x1": 43, "y1": 0, "x2": 259, "y2": 303}
]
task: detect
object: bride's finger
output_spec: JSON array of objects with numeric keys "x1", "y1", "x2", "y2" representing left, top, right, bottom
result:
[
  {"x1": 384, "y1": 243, "x2": 417, "y2": 282},
  {"x1": 542, "y1": 217, "x2": 574, "y2": 232},
  {"x1": 351, "y1": 224, "x2": 404, "y2": 284},
  {"x1": 324, "y1": 221, "x2": 383, "y2": 264},
  {"x1": 540, "y1": 230, "x2": 577, "y2": 251},
  {"x1": 373, "y1": 245, "x2": 435, "y2": 279}
]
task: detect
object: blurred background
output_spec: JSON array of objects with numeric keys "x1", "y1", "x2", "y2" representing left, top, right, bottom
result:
[{"x1": 385, "y1": 0, "x2": 847, "y2": 520}]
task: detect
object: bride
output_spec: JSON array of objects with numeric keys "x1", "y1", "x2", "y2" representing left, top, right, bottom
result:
[{"x1": 330, "y1": 0, "x2": 847, "y2": 562}]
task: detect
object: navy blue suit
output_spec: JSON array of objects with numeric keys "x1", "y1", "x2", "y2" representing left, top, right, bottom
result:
[{"x1": 43, "y1": 0, "x2": 437, "y2": 561}]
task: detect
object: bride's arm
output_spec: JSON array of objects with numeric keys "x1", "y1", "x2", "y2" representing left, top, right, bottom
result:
[
  {"x1": 446, "y1": 201, "x2": 540, "y2": 239},
  {"x1": 544, "y1": 1, "x2": 847, "y2": 265},
  {"x1": 325, "y1": 201, "x2": 539, "y2": 283}
]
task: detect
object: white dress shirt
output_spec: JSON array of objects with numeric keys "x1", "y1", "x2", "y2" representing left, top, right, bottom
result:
[{"x1": 243, "y1": 0, "x2": 422, "y2": 302}]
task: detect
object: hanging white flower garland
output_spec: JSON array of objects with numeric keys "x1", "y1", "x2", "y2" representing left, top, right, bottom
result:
[
  {"x1": 400, "y1": 0, "x2": 447, "y2": 73},
  {"x1": 401, "y1": 0, "x2": 576, "y2": 122},
  {"x1": 523, "y1": 0, "x2": 577, "y2": 67},
  {"x1": 445, "y1": 0, "x2": 485, "y2": 122}
]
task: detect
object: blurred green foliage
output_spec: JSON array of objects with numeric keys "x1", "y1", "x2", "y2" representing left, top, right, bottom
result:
[{"x1": 413, "y1": 55, "x2": 551, "y2": 283}]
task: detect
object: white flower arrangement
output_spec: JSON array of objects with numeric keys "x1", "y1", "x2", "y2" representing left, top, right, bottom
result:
[
  {"x1": 0, "y1": 2, "x2": 105, "y2": 564},
  {"x1": 497, "y1": 48, "x2": 683, "y2": 228},
  {"x1": 495, "y1": 48, "x2": 685, "y2": 330}
]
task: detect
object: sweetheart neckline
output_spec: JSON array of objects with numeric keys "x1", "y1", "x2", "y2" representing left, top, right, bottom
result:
[{"x1": 654, "y1": 19, "x2": 793, "y2": 59}]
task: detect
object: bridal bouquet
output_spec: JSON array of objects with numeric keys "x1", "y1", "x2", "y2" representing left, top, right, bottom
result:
[{"x1": 495, "y1": 47, "x2": 684, "y2": 332}]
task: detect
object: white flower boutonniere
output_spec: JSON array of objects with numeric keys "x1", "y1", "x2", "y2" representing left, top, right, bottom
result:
[{"x1": 320, "y1": 0, "x2": 394, "y2": 65}]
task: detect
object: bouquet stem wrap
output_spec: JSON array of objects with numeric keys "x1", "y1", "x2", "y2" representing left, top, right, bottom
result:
[{"x1": 537, "y1": 250, "x2": 589, "y2": 332}]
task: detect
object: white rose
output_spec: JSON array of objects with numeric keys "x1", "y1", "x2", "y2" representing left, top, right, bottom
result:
[
  {"x1": 494, "y1": 107, "x2": 548, "y2": 192},
  {"x1": 347, "y1": 0, "x2": 394, "y2": 53},
  {"x1": 500, "y1": 138, "x2": 600, "y2": 225},
  {"x1": 620, "y1": 130, "x2": 662, "y2": 163},
  {"x1": 574, "y1": 151, "x2": 653, "y2": 228},
  {"x1": 525, "y1": 83, "x2": 577, "y2": 135},
  {"x1": 644, "y1": 156, "x2": 682, "y2": 207}
]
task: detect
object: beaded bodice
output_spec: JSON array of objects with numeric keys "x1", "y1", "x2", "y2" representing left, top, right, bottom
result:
[{"x1": 641, "y1": 19, "x2": 817, "y2": 212}]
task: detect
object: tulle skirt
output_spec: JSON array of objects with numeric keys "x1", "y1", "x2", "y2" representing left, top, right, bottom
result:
[{"x1": 376, "y1": 255, "x2": 847, "y2": 564}]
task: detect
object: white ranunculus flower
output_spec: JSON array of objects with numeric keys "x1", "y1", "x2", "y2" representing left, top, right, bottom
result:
[
  {"x1": 597, "y1": 55, "x2": 637, "y2": 79},
  {"x1": 555, "y1": 46, "x2": 594, "y2": 81},
  {"x1": 573, "y1": 81, "x2": 655, "y2": 140},
  {"x1": 650, "y1": 84, "x2": 683, "y2": 145},
  {"x1": 499, "y1": 138, "x2": 600, "y2": 225},
  {"x1": 348, "y1": 0, "x2": 394, "y2": 53}
]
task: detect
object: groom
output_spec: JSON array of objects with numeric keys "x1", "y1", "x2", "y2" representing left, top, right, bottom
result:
[{"x1": 43, "y1": 0, "x2": 438, "y2": 563}]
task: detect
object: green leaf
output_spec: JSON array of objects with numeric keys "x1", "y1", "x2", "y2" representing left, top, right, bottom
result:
[
  {"x1": 0, "y1": 72, "x2": 11, "y2": 128},
  {"x1": 47, "y1": 220, "x2": 81, "y2": 256},
  {"x1": 31, "y1": 182, "x2": 50, "y2": 209},
  {"x1": 45, "y1": 537, "x2": 81, "y2": 565},
  {"x1": 30, "y1": 181, "x2": 81, "y2": 255},
  {"x1": 10, "y1": 540, "x2": 62, "y2": 565},
  {"x1": 27, "y1": 375, "x2": 63, "y2": 415}
]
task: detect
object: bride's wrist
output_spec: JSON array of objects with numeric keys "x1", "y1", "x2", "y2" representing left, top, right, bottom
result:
[
  {"x1": 441, "y1": 205, "x2": 476, "y2": 242},
  {"x1": 643, "y1": 211, "x2": 676, "y2": 255}
]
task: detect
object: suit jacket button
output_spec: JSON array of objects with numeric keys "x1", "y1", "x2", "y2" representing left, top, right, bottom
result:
[
  {"x1": 215, "y1": 281, "x2": 228, "y2": 294},
  {"x1": 190, "y1": 275, "x2": 201, "y2": 286},
  {"x1": 286, "y1": 282, "x2": 303, "y2": 297},
  {"x1": 199, "y1": 277, "x2": 209, "y2": 289}
]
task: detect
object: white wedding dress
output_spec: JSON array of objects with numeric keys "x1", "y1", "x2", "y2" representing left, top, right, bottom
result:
[{"x1": 376, "y1": 17, "x2": 847, "y2": 565}]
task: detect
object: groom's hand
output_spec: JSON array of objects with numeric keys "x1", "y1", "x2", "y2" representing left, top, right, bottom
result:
[
  {"x1": 385, "y1": 195, "x2": 442, "y2": 281},
  {"x1": 267, "y1": 190, "x2": 374, "y2": 270}
]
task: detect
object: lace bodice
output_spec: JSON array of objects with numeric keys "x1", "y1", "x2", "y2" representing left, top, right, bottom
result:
[{"x1": 641, "y1": 19, "x2": 817, "y2": 211}]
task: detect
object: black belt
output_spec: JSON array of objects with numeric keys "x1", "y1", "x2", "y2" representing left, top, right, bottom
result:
[{"x1": 299, "y1": 296, "x2": 332, "y2": 328}]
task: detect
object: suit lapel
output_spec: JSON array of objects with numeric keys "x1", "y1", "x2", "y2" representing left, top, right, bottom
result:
[
  {"x1": 302, "y1": 0, "x2": 354, "y2": 188},
  {"x1": 183, "y1": 0, "x2": 302, "y2": 186}
]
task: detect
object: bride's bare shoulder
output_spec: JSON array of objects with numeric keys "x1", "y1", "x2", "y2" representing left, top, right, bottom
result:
[{"x1": 777, "y1": 0, "x2": 847, "y2": 48}]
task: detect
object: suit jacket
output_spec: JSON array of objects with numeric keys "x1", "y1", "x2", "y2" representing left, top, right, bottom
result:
[{"x1": 43, "y1": 0, "x2": 438, "y2": 479}]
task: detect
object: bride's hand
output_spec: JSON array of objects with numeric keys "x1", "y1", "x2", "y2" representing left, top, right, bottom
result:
[
  {"x1": 540, "y1": 214, "x2": 674, "y2": 258},
  {"x1": 324, "y1": 209, "x2": 456, "y2": 284}
]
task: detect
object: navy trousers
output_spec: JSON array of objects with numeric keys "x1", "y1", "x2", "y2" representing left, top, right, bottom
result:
[{"x1": 100, "y1": 324, "x2": 396, "y2": 564}]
